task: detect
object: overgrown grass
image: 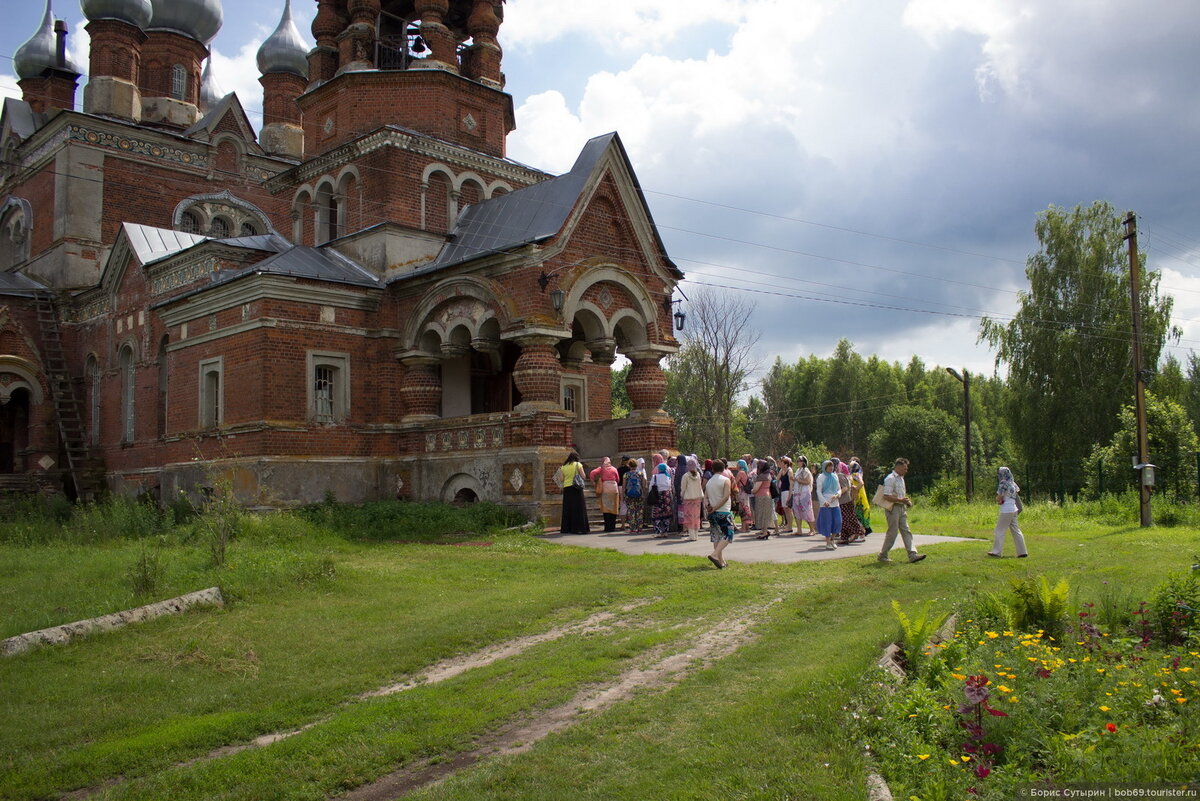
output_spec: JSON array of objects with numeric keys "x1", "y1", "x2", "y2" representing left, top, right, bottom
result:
[
  {"x1": 296, "y1": 498, "x2": 528, "y2": 543},
  {"x1": 0, "y1": 497, "x2": 1198, "y2": 800}
]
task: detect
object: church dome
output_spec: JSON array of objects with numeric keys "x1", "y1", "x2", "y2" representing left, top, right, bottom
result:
[
  {"x1": 14, "y1": 2, "x2": 59, "y2": 80},
  {"x1": 256, "y1": 0, "x2": 310, "y2": 78},
  {"x1": 81, "y1": 0, "x2": 153, "y2": 29},
  {"x1": 199, "y1": 59, "x2": 225, "y2": 111},
  {"x1": 148, "y1": 0, "x2": 223, "y2": 44}
]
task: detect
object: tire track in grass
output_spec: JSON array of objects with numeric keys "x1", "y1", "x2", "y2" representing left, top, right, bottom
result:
[
  {"x1": 335, "y1": 598, "x2": 783, "y2": 801},
  {"x1": 61, "y1": 600, "x2": 654, "y2": 800}
]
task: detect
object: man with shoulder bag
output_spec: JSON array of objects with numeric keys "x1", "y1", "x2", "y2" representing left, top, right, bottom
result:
[{"x1": 877, "y1": 457, "x2": 926, "y2": 564}]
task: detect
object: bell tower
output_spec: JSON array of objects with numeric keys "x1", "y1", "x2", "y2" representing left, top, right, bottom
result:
[{"x1": 299, "y1": 0, "x2": 513, "y2": 158}]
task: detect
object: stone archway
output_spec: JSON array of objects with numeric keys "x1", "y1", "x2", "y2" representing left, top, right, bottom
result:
[
  {"x1": 0, "y1": 386, "x2": 30, "y2": 473},
  {"x1": 441, "y1": 472, "x2": 484, "y2": 504}
]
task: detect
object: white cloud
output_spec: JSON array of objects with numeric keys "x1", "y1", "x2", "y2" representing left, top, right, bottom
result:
[
  {"x1": 0, "y1": 73, "x2": 19, "y2": 102},
  {"x1": 504, "y1": 0, "x2": 757, "y2": 51},
  {"x1": 211, "y1": 36, "x2": 271, "y2": 132}
]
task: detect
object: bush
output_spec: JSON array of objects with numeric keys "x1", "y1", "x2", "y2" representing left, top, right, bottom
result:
[
  {"x1": 925, "y1": 475, "x2": 967, "y2": 509},
  {"x1": 1007, "y1": 575, "x2": 1071, "y2": 637},
  {"x1": 1148, "y1": 571, "x2": 1200, "y2": 646}
]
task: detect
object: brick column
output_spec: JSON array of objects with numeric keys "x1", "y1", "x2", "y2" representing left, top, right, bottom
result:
[
  {"x1": 618, "y1": 349, "x2": 675, "y2": 456},
  {"x1": 464, "y1": 0, "x2": 502, "y2": 86},
  {"x1": 309, "y1": 0, "x2": 342, "y2": 82},
  {"x1": 625, "y1": 354, "x2": 667, "y2": 414},
  {"x1": 415, "y1": 0, "x2": 459, "y2": 70},
  {"x1": 340, "y1": 0, "x2": 380, "y2": 72},
  {"x1": 511, "y1": 334, "x2": 562, "y2": 412},
  {"x1": 398, "y1": 353, "x2": 441, "y2": 421}
]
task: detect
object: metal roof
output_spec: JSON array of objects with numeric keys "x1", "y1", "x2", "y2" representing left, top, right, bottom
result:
[
  {"x1": 1, "y1": 98, "x2": 46, "y2": 140},
  {"x1": 420, "y1": 133, "x2": 614, "y2": 274},
  {"x1": 123, "y1": 223, "x2": 209, "y2": 265},
  {"x1": 0, "y1": 271, "x2": 47, "y2": 297}
]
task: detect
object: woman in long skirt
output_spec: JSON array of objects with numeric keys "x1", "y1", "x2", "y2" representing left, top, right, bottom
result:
[
  {"x1": 734, "y1": 459, "x2": 754, "y2": 532},
  {"x1": 622, "y1": 458, "x2": 645, "y2": 534},
  {"x1": 816, "y1": 459, "x2": 842, "y2": 550},
  {"x1": 590, "y1": 456, "x2": 621, "y2": 532},
  {"x1": 836, "y1": 459, "x2": 866, "y2": 544},
  {"x1": 752, "y1": 459, "x2": 777, "y2": 539},
  {"x1": 791, "y1": 455, "x2": 816, "y2": 535},
  {"x1": 988, "y1": 466, "x2": 1028, "y2": 558},
  {"x1": 557, "y1": 453, "x2": 589, "y2": 534},
  {"x1": 850, "y1": 461, "x2": 872, "y2": 537},
  {"x1": 650, "y1": 462, "x2": 675, "y2": 537}
]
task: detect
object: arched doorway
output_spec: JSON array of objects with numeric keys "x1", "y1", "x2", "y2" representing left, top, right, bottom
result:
[{"x1": 0, "y1": 386, "x2": 31, "y2": 473}]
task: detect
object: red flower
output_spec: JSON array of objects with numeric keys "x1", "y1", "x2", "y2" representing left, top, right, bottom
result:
[
  {"x1": 975, "y1": 765, "x2": 991, "y2": 779},
  {"x1": 1105, "y1": 723, "x2": 1117, "y2": 733}
]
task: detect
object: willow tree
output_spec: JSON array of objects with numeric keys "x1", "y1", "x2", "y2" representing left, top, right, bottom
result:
[{"x1": 980, "y1": 201, "x2": 1178, "y2": 469}]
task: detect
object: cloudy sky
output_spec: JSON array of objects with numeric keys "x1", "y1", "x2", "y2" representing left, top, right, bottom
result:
[{"x1": 5, "y1": 0, "x2": 1200, "y2": 381}]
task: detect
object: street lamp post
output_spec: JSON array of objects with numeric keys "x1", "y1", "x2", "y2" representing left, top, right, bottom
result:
[{"x1": 946, "y1": 367, "x2": 973, "y2": 501}]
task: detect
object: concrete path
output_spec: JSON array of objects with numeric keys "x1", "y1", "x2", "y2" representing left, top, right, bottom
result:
[{"x1": 540, "y1": 529, "x2": 977, "y2": 564}]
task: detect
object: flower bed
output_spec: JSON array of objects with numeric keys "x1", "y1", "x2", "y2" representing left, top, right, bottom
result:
[{"x1": 856, "y1": 576, "x2": 1200, "y2": 800}]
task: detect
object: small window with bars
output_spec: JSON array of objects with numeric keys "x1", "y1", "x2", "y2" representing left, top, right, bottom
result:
[
  {"x1": 171, "y1": 64, "x2": 188, "y2": 101},
  {"x1": 314, "y1": 366, "x2": 335, "y2": 423}
]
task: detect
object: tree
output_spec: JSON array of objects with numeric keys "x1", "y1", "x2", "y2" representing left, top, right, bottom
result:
[
  {"x1": 610, "y1": 362, "x2": 631, "y2": 419},
  {"x1": 1083, "y1": 390, "x2": 1199, "y2": 500},
  {"x1": 867, "y1": 405, "x2": 960, "y2": 493},
  {"x1": 980, "y1": 201, "x2": 1178, "y2": 470},
  {"x1": 663, "y1": 288, "x2": 760, "y2": 456}
]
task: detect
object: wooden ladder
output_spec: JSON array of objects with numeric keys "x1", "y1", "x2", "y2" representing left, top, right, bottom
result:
[{"x1": 32, "y1": 293, "x2": 95, "y2": 500}]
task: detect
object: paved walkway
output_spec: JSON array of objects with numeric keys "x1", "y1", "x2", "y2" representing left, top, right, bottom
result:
[{"x1": 540, "y1": 528, "x2": 976, "y2": 564}]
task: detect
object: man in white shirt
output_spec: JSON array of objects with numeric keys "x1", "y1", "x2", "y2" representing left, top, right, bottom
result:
[
  {"x1": 705, "y1": 459, "x2": 734, "y2": 569},
  {"x1": 879, "y1": 457, "x2": 926, "y2": 564}
]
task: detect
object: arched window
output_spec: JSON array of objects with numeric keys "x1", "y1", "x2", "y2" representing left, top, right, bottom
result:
[
  {"x1": 240, "y1": 221, "x2": 259, "y2": 238},
  {"x1": 86, "y1": 355, "x2": 100, "y2": 445},
  {"x1": 118, "y1": 345, "x2": 135, "y2": 443},
  {"x1": 208, "y1": 216, "x2": 230, "y2": 238},
  {"x1": 180, "y1": 210, "x2": 201, "y2": 234},
  {"x1": 171, "y1": 64, "x2": 188, "y2": 101}
]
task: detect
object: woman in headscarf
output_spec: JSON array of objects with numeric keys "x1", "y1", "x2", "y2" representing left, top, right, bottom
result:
[
  {"x1": 752, "y1": 459, "x2": 777, "y2": 539},
  {"x1": 816, "y1": 459, "x2": 842, "y2": 551},
  {"x1": 556, "y1": 452, "x2": 590, "y2": 534},
  {"x1": 680, "y1": 456, "x2": 705, "y2": 541},
  {"x1": 836, "y1": 459, "x2": 866, "y2": 545},
  {"x1": 589, "y1": 456, "x2": 621, "y2": 532},
  {"x1": 622, "y1": 457, "x2": 646, "y2": 534},
  {"x1": 650, "y1": 462, "x2": 676, "y2": 537},
  {"x1": 849, "y1": 460, "x2": 872, "y2": 539},
  {"x1": 988, "y1": 466, "x2": 1028, "y2": 558},
  {"x1": 790, "y1": 455, "x2": 816, "y2": 535},
  {"x1": 777, "y1": 456, "x2": 795, "y2": 534},
  {"x1": 734, "y1": 459, "x2": 754, "y2": 532}
]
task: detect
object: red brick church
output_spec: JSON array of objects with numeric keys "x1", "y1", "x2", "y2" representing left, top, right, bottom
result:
[{"x1": 0, "y1": 0, "x2": 680, "y2": 520}]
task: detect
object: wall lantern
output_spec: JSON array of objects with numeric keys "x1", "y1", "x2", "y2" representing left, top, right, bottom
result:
[
  {"x1": 673, "y1": 306, "x2": 686, "y2": 331},
  {"x1": 550, "y1": 288, "x2": 566, "y2": 312}
]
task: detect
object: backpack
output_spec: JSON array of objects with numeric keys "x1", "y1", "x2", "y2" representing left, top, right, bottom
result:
[
  {"x1": 625, "y1": 472, "x2": 642, "y2": 499},
  {"x1": 769, "y1": 477, "x2": 780, "y2": 499}
]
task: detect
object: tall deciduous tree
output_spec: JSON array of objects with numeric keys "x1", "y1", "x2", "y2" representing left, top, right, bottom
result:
[
  {"x1": 980, "y1": 201, "x2": 1178, "y2": 469},
  {"x1": 663, "y1": 289, "x2": 760, "y2": 456}
]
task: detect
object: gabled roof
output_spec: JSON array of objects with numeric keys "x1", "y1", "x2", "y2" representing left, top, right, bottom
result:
[
  {"x1": 0, "y1": 97, "x2": 46, "y2": 142},
  {"x1": 413, "y1": 132, "x2": 681, "y2": 279},
  {"x1": 123, "y1": 223, "x2": 209, "y2": 266},
  {"x1": 182, "y1": 92, "x2": 262, "y2": 153}
]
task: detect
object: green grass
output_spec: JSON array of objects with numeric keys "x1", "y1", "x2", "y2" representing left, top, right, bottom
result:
[{"x1": 0, "y1": 498, "x2": 1198, "y2": 800}]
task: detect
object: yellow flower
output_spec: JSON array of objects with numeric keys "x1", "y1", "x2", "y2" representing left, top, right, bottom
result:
[
  {"x1": 1177, "y1": 698, "x2": 1189, "y2": 704},
  {"x1": 1099, "y1": 706, "x2": 1111, "y2": 712},
  {"x1": 986, "y1": 631, "x2": 1000, "y2": 639},
  {"x1": 961, "y1": 755, "x2": 972, "y2": 761},
  {"x1": 951, "y1": 673, "x2": 966, "y2": 680},
  {"x1": 1003, "y1": 631, "x2": 1014, "y2": 636},
  {"x1": 1171, "y1": 689, "x2": 1183, "y2": 695},
  {"x1": 917, "y1": 754, "x2": 931, "y2": 760},
  {"x1": 908, "y1": 714, "x2": 919, "y2": 718},
  {"x1": 1009, "y1": 696, "x2": 1019, "y2": 702},
  {"x1": 1096, "y1": 668, "x2": 1106, "y2": 674},
  {"x1": 949, "y1": 759, "x2": 959, "y2": 765},
  {"x1": 998, "y1": 685, "x2": 1013, "y2": 693}
]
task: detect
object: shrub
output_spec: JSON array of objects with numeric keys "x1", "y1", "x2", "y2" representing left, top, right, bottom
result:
[
  {"x1": 892, "y1": 600, "x2": 949, "y2": 679},
  {"x1": 1007, "y1": 575, "x2": 1070, "y2": 637},
  {"x1": 925, "y1": 475, "x2": 966, "y2": 509},
  {"x1": 1148, "y1": 571, "x2": 1200, "y2": 646}
]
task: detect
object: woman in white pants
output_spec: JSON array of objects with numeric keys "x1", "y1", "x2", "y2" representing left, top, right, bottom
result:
[{"x1": 988, "y1": 466, "x2": 1028, "y2": 558}]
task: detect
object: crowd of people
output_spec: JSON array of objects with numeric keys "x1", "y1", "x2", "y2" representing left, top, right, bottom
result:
[{"x1": 556, "y1": 451, "x2": 1029, "y2": 568}]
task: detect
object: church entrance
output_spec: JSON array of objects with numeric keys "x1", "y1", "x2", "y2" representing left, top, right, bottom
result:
[{"x1": 0, "y1": 387, "x2": 31, "y2": 473}]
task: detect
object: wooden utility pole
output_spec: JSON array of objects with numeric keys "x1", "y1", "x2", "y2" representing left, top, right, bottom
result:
[
  {"x1": 1124, "y1": 212, "x2": 1152, "y2": 527},
  {"x1": 946, "y1": 367, "x2": 973, "y2": 500}
]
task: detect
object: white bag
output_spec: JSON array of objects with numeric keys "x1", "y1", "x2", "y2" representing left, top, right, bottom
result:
[{"x1": 872, "y1": 484, "x2": 894, "y2": 511}]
